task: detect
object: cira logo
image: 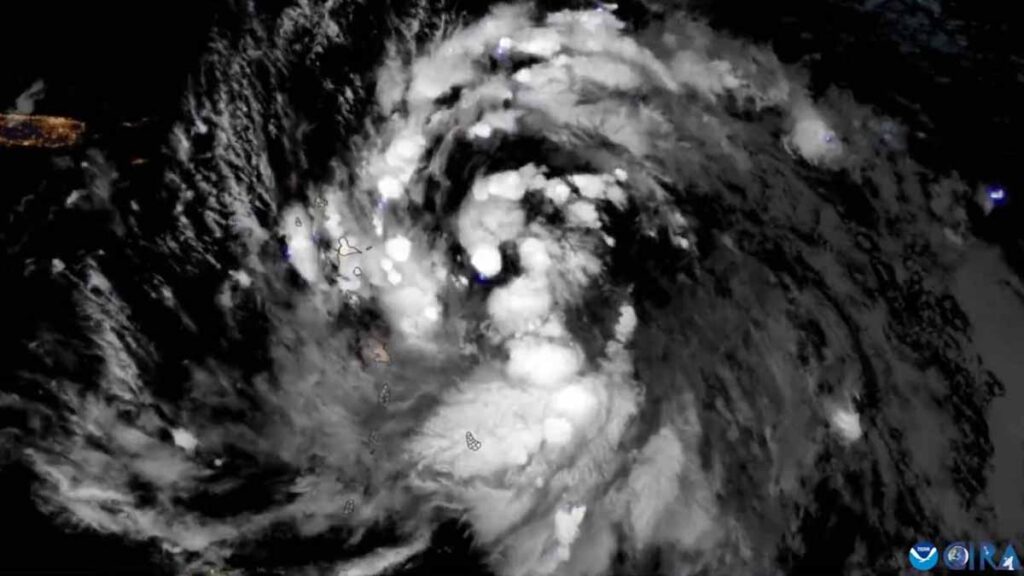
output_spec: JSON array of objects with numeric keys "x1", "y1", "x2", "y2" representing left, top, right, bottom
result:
[{"x1": 908, "y1": 540, "x2": 1021, "y2": 572}]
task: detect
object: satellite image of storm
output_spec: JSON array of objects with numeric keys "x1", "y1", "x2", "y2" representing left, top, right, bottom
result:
[{"x1": 1, "y1": 1, "x2": 1022, "y2": 575}]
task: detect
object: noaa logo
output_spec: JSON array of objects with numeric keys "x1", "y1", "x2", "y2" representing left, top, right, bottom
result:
[
  {"x1": 909, "y1": 541, "x2": 939, "y2": 571},
  {"x1": 945, "y1": 542, "x2": 971, "y2": 570}
]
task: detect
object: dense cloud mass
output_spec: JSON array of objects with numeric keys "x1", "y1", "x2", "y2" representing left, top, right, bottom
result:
[{"x1": 4, "y1": 1, "x2": 1017, "y2": 575}]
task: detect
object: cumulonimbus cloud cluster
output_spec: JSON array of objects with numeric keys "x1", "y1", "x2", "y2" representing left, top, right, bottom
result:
[
  {"x1": 17, "y1": 2, "x2": 984, "y2": 575},
  {"x1": 276, "y1": 5, "x2": 858, "y2": 575}
]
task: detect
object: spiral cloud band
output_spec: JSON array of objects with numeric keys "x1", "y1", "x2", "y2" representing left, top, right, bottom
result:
[{"x1": 15, "y1": 2, "x2": 998, "y2": 576}]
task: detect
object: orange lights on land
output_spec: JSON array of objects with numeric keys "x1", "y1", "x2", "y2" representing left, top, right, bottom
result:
[{"x1": 0, "y1": 114, "x2": 85, "y2": 148}]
